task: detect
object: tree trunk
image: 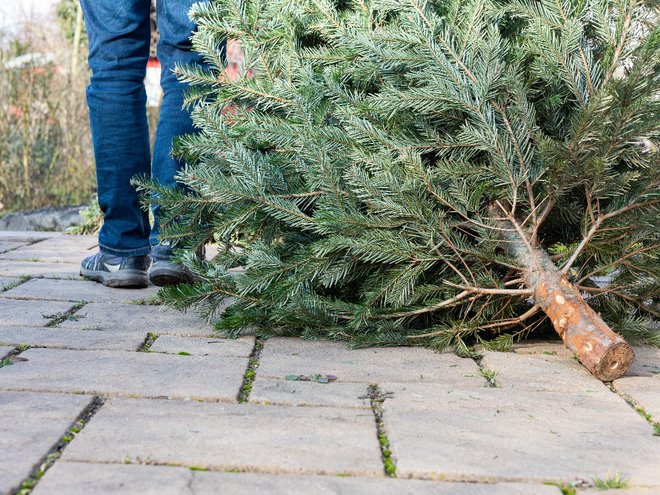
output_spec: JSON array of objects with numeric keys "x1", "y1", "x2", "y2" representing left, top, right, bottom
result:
[{"x1": 496, "y1": 210, "x2": 635, "y2": 381}]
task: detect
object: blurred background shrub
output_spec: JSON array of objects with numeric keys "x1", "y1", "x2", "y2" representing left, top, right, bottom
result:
[{"x1": 0, "y1": 0, "x2": 95, "y2": 217}]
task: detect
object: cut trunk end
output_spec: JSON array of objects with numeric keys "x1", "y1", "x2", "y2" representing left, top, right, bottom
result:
[
  {"x1": 493, "y1": 205, "x2": 635, "y2": 381},
  {"x1": 536, "y1": 271, "x2": 635, "y2": 381}
]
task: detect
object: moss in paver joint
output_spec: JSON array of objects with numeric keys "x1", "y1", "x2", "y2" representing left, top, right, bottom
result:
[
  {"x1": 189, "y1": 466, "x2": 210, "y2": 471},
  {"x1": 0, "y1": 275, "x2": 32, "y2": 293},
  {"x1": 593, "y1": 473, "x2": 629, "y2": 490},
  {"x1": 237, "y1": 338, "x2": 264, "y2": 403},
  {"x1": 44, "y1": 300, "x2": 88, "y2": 328},
  {"x1": 367, "y1": 384, "x2": 396, "y2": 477},
  {"x1": 472, "y1": 355, "x2": 499, "y2": 388},
  {"x1": 16, "y1": 396, "x2": 104, "y2": 495},
  {"x1": 130, "y1": 295, "x2": 163, "y2": 306},
  {"x1": 607, "y1": 384, "x2": 660, "y2": 436},
  {"x1": 138, "y1": 332, "x2": 159, "y2": 352},
  {"x1": 0, "y1": 345, "x2": 30, "y2": 368},
  {"x1": 544, "y1": 482, "x2": 577, "y2": 495},
  {"x1": 478, "y1": 368, "x2": 499, "y2": 387}
]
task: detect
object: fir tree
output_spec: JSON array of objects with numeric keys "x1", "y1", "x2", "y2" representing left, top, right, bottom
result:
[{"x1": 137, "y1": 0, "x2": 659, "y2": 379}]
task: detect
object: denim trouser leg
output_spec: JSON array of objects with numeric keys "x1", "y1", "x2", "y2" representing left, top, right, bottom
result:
[
  {"x1": 149, "y1": 0, "x2": 215, "y2": 244},
  {"x1": 81, "y1": 0, "x2": 153, "y2": 257},
  {"x1": 82, "y1": 0, "x2": 212, "y2": 255}
]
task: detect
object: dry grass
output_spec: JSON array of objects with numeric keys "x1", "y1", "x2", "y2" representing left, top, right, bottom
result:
[{"x1": 0, "y1": 16, "x2": 95, "y2": 217}]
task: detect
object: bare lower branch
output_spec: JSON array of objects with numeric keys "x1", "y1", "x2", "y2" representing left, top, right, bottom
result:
[
  {"x1": 476, "y1": 304, "x2": 541, "y2": 330},
  {"x1": 562, "y1": 199, "x2": 660, "y2": 274},
  {"x1": 378, "y1": 290, "x2": 472, "y2": 319},
  {"x1": 443, "y1": 280, "x2": 534, "y2": 296}
]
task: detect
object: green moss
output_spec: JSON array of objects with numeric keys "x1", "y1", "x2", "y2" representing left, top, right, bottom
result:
[
  {"x1": 593, "y1": 473, "x2": 629, "y2": 490},
  {"x1": 543, "y1": 482, "x2": 576, "y2": 495},
  {"x1": 189, "y1": 466, "x2": 210, "y2": 472},
  {"x1": 479, "y1": 368, "x2": 499, "y2": 387}
]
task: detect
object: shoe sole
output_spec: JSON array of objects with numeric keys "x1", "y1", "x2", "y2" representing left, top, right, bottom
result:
[
  {"x1": 80, "y1": 267, "x2": 149, "y2": 289},
  {"x1": 149, "y1": 266, "x2": 195, "y2": 287}
]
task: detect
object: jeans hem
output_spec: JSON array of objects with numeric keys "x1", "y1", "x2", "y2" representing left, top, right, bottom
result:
[{"x1": 99, "y1": 243, "x2": 151, "y2": 257}]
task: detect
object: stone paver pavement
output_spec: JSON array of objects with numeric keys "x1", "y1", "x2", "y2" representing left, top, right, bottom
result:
[
  {"x1": 0, "y1": 392, "x2": 93, "y2": 495},
  {"x1": 32, "y1": 463, "x2": 560, "y2": 495},
  {"x1": 59, "y1": 302, "x2": 220, "y2": 336},
  {"x1": 0, "y1": 231, "x2": 658, "y2": 495}
]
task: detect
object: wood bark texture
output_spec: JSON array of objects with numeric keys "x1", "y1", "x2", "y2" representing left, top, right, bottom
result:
[{"x1": 495, "y1": 210, "x2": 635, "y2": 381}]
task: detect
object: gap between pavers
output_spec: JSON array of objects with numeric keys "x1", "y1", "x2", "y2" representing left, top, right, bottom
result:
[
  {"x1": 612, "y1": 347, "x2": 660, "y2": 421},
  {"x1": 32, "y1": 462, "x2": 563, "y2": 495},
  {"x1": 60, "y1": 398, "x2": 384, "y2": 476},
  {"x1": 381, "y1": 382, "x2": 660, "y2": 485},
  {"x1": 2, "y1": 278, "x2": 160, "y2": 303},
  {"x1": 0, "y1": 391, "x2": 94, "y2": 495},
  {"x1": 0, "y1": 348, "x2": 249, "y2": 401},
  {"x1": 0, "y1": 276, "x2": 23, "y2": 291},
  {"x1": 0, "y1": 241, "x2": 28, "y2": 254},
  {"x1": 59, "y1": 302, "x2": 219, "y2": 336},
  {"x1": 0, "y1": 326, "x2": 146, "y2": 351},
  {"x1": 0, "y1": 298, "x2": 78, "y2": 327},
  {"x1": 0, "y1": 231, "x2": 62, "y2": 242}
]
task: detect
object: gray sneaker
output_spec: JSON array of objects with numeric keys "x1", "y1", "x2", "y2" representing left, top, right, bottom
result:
[
  {"x1": 80, "y1": 251, "x2": 150, "y2": 288},
  {"x1": 149, "y1": 243, "x2": 202, "y2": 287}
]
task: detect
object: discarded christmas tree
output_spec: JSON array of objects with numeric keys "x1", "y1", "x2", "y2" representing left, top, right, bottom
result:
[{"x1": 140, "y1": 0, "x2": 659, "y2": 380}]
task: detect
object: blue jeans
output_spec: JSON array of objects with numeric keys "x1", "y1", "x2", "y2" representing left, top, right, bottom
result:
[{"x1": 81, "y1": 0, "x2": 217, "y2": 256}]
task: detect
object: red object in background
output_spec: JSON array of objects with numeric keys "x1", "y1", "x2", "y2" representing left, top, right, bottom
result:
[{"x1": 147, "y1": 56, "x2": 160, "y2": 69}]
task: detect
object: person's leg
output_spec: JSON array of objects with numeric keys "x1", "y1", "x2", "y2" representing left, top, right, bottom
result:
[
  {"x1": 81, "y1": 0, "x2": 152, "y2": 257},
  {"x1": 150, "y1": 0, "x2": 216, "y2": 244},
  {"x1": 148, "y1": 1, "x2": 221, "y2": 286},
  {"x1": 79, "y1": 0, "x2": 152, "y2": 288}
]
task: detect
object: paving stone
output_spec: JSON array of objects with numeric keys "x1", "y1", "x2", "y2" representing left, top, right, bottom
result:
[
  {"x1": 251, "y1": 377, "x2": 371, "y2": 408},
  {"x1": 27, "y1": 235, "x2": 97, "y2": 250},
  {"x1": 624, "y1": 347, "x2": 660, "y2": 377},
  {"x1": 612, "y1": 347, "x2": 660, "y2": 421},
  {"x1": 3, "y1": 278, "x2": 160, "y2": 303},
  {"x1": 0, "y1": 326, "x2": 145, "y2": 351},
  {"x1": 0, "y1": 261, "x2": 81, "y2": 279},
  {"x1": 480, "y1": 349, "x2": 608, "y2": 395},
  {"x1": 0, "y1": 231, "x2": 61, "y2": 242},
  {"x1": 59, "y1": 302, "x2": 217, "y2": 336},
  {"x1": 612, "y1": 377, "x2": 660, "y2": 422},
  {"x1": 62, "y1": 398, "x2": 383, "y2": 475},
  {"x1": 0, "y1": 391, "x2": 93, "y2": 495},
  {"x1": 0, "y1": 277, "x2": 21, "y2": 291},
  {"x1": 383, "y1": 383, "x2": 660, "y2": 484},
  {"x1": 258, "y1": 338, "x2": 482, "y2": 386},
  {"x1": 0, "y1": 346, "x2": 14, "y2": 358},
  {"x1": 0, "y1": 236, "x2": 97, "y2": 263},
  {"x1": 0, "y1": 298, "x2": 76, "y2": 327},
  {"x1": 0, "y1": 250, "x2": 88, "y2": 263},
  {"x1": 0, "y1": 241, "x2": 27, "y2": 254},
  {"x1": 34, "y1": 463, "x2": 562, "y2": 495},
  {"x1": 0, "y1": 348, "x2": 248, "y2": 401},
  {"x1": 150, "y1": 335, "x2": 254, "y2": 357},
  {"x1": 510, "y1": 341, "x2": 574, "y2": 358}
]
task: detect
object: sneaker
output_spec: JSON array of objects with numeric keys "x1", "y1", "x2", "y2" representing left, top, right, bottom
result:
[
  {"x1": 149, "y1": 243, "x2": 202, "y2": 287},
  {"x1": 80, "y1": 251, "x2": 150, "y2": 288}
]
